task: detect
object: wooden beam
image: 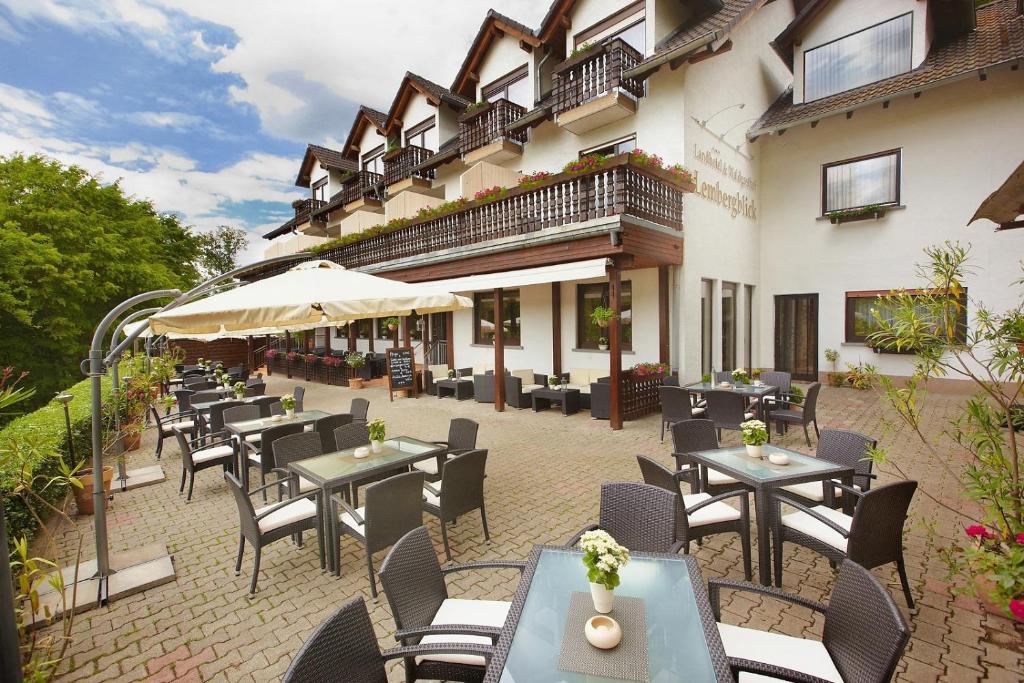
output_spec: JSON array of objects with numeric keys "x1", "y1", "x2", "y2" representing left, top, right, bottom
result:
[
  {"x1": 403, "y1": 316, "x2": 411, "y2": 349},
  {"x1": 608, "y1": 266, "x2": 623, "y2": 430},
  {"x1": 493, "y1": 288, "x2": 505, "y2": 411},
  {"x1": 247, "y1": 335, "x2": 253, "y2": 371},
  {"x1": 348, "y1": 326, "x2": 356, "y2": 352},
  {"x1": 368, "y1": 322, "x2": 374, "y2": 353},
  {"x1": 519, "y1": 39, "x2": 533, "y2": 53},
  {"x1": 658, "y1": 266, "x2": 670, "y2": 365},
  {"x1": 551, "y1": 282, "x2": 562, "y2": 376},
  {"x1": 445, "y1": 312, "x2": 455, "y2": 368},
  {"x1": 558, "y1": 15, "x2": 571, "y2": 30},
  {"x1": 323, "y1": 328, "x2": 331, "y2": 355}
]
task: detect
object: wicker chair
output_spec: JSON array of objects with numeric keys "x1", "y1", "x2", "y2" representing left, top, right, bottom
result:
[
  {"x1": 172, "y1": 428, "x2": 236, "y2": 501},
  {"x1": 773, "y1": 479, "x2": 918, "y2": 607},
  {"x1": 270, "y1": 432, "x2": 324, "y2": 515},
  {"x1": 282, "y1": 596, "x2": 492, "y2": 683},
  {"x1": 251, "y1": 396, "x2": 281, "y2": 418},
  {"x1": 349, "y1": 398, "x2": 370, "y2": 423},
  {"x1": 423, "y1": 449, "x2": 490, "y2": 562},
  {"x1": 173, "y1": 389, "x2": 195, "y2": 413},
  {"x1": 314, "y1": 413, "x2": 353, "y2": 452},
  {"x1": 243, "y1": 383, "x2": 266, "y2": 397},
  {"x1": 190, "y1": 389, "x2": 221, "y2": 405},
  {"x1": 710, "y1": 560, "x2": 909, "y2": 683},
  {"x1": 768, "y1": 382, "x2": 822, "y2": 447},
  {"x1": 332, "y1": 422, "x2": 387, "y2": 506},
  {"x1": 659, "y1": 385, "x2": 701, "y2": 441},
  {"x1": 713, "y1": 371, "x2": 733, "y2": 384},
  {"x1": 671, "y1": 419, "x2": 748, "y2": 496},
  {"x1": 636, "y1": 456, "x2": 751, "y2": 580},
  {"x1": 245, "y1": 375, "x2": 264, "y2": 387},
  {"x1": 566, "y1": 482, "x2": 681, "y2": 553},
  {"x1": 704, "y1": 390, "x2": 755, "y2": 440},
  {"x1": 378, "y1": 527, "x2": 523, "y2": 683},
  {"x1": 472, "y1": 374, "x2": 495, "y2": 404},
  {"x1": 780, "y1": 429, "x2": 877, "y2": 507},
  {"x1": 292, "y1": 385, "x2": 305, "y2": 412},
  {"x1": 148, "y1": 404, "x2": 196, "y2": 460},
  {"x1": 184, "y1": 376, "x2": 211, "y2": 388},
  {"x1": 224, "y1": 472, "x2": 320, "y2": 595},
  {"x1": 206, "y1": 399, "x2": 243, "y2": 440},
  {"x1": 247, "y1": 423, "x2": 305, "y2": 497},
  {"x1": 414, "y1": 418, "x2": 479, "y2": 482},
  {"x1": 332, "y1": 470, "x2": 426, "y2": 596}
]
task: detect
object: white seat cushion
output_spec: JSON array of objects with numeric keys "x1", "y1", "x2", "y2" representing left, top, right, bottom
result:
[
  {"x1": 245, "y1": 433, "x2": 261, "y2": 444},
  {"x1": 510, "y1": 369, "x2": 534, "y2": 383},
  {"x1": 413, "y1": 458, "x2": 440, "y2": 476},
  {"x1": 423, "y1": 486, "x2": 440, "y2": 507},
  {"x1": 744, "y1": 411, "x2": 755, "y2": 419},
  {"x1": 298, "y1": 476, "x2": 317, "y2": 493},
  {"x1": 718, "y1": 622, "x2": 842, "y2": 682},
  {"x1": 706, "y1": 468, "x2": 738, "y2": 485},
  {"x1": 338, "y1": 505, "x2": 366, "y2": 537},
  {"x1": 255, "y1": 498, "x2": 317, "y2": 533},
  {"x1": 418, "y1": 598, "x2": 511, "y2": 666},
  {"x1": 193, "y1": 444, "x2": 233, "y2": 464},
  {"x1": 521, "y1": 383, "x2": 542, "y2": 392},
  {"x1": 428, "y1": 364, "x2": 449, "y2": 377},
  {"x1": 780, "y1": 505, "x2": 852, "y2": 551},
  {"x1": 691, "y1": 406, "x2": 706, "y2": 416},
  {"x1": 568, "y1": 369, "x2": 589, "y2": 386},
  {"x1": 164, "y1": 419, "x2": 195, "y2": 435},
  {"x1": 579, "y1": 384, "x2": 591, "y2": 395},
  {"x1": 781, "y1": 481, "x2": 827, "y2": 502},
  {"x1": 682, "y1": 493, "x2": 741, "y2": 526}
]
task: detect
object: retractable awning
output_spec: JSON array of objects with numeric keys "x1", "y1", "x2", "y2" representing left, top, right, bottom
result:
[{"x1": 418, "y1": 258, "x2": 610, "y2": 293}]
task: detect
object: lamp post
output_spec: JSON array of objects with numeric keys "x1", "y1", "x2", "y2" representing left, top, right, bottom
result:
[{"x1": 55, "y1": 392, "x2": 75, "y2": 464}]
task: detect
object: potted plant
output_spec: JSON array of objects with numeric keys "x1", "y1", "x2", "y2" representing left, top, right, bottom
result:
[
  {"x1": 701, "y1": 373, "x2": 711, "y2": 384},
  {"x1": 740, "y1": 419, "x2": 768, "y2": 458},
  {"x1": 548, "y1": 375, "x2": 559, "y2": 389},
  {"x1": 598, "y1": 336, "x2": 608, "y2": 351},
  {"x1": 590, "y1": 306, "x2": 616, "y2": 329},
  {"x1": 731, "y1": 368, "x2": 750, "y2": 385},
  {"x1": 280, "y1": 393, "x2": 296, "y2": 418},
  {"x1": 384, "y1": 316, "x2": 400, "y2": 333},
  {"x1": 368, "y1": 417, "x2": 386, "y2": 453},
  {"x1": 160, "y1": 394, "x2": 175, "y2": 415},
  {"x1": 233, "y1": 381, "x2": 245, "y2": 399},
  {"x1": 447, "y1": 369, "x2": 456, "y2": 380},
  {"x1": 346, "y1": 352, "x2": 366, "y2": 389},
  {"x1": 74, "y1": 464, "x2": 114, "y2": 515},
  {"x1": 579, "y1": 529, "x2": 630, "y2": 613}
]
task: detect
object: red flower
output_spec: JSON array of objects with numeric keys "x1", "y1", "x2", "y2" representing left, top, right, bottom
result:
[
  {"x1": 1016, "y1": 532, "x2": 1024, "y2": 544},
  {"x1": 966, "y1": 525, "x2": 997, "y2": 540},
  {"x1": 1009, "y1": 599, "x2": 1024, "y2": 621}
]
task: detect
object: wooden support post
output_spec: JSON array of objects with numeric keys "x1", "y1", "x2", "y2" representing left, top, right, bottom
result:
[
  {"x1": 551, "y1": 282, "x2": 562, "y2": 376},
  {"x1": 246, "y1": 335, "x2": 253, "y2": 371},
  {"x1": 446, "y1": 312, "x2": 455, "y2": 369},
  {"x1": 494, "y1": 288, "x2": 505, "y2": 412},
  {"x1": 403, "y1": 316, "x2": 412, "y2": 348},
  {"x1": 658, "y1": 266, "x2": 670, "y2": 366},
  {"x1": 324, "y1": 326, "x2": 331, "y2": 355},
  {"x1": 609, "y1": 266, "x2": 623, "y2": 430},
  {"x1": 348, "y1": 325, "x2": 356, "y2": 352},
  {"x1": 284, "y1": 330, "x2": 292, "y2": 378},
  {"x1": 368, "y1": 321, "x2": 375, "y2": 353}
]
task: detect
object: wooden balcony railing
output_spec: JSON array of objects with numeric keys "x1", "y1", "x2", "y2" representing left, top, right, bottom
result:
[
  {"x1": 383, "y1": 145, "x2": 435, "y2": 186},
  {"x1": 293, "y1": 198, "x2": 327, "y2": 225},
  {"x1": 551, "y1": 38, "x2": 644, "y2": 115},
  {"x1": 341, "y1": 170, "x2": 383, "y2": 205},
  {"x1": 459, "y1": 98, "x2": 528, "y2": 155},
  {"x1": 305, "y1": 154, "x2": 687, "y2": 270}
]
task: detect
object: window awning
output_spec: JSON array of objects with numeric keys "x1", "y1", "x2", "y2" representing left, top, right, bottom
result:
[{"x1": 418, "y1": 258, "x2": 611, "y2": 293}]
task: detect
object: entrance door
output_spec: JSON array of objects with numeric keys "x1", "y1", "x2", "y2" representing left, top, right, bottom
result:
[{"x1": 774, "y1": 294, "x2": 818, "y2": 381}]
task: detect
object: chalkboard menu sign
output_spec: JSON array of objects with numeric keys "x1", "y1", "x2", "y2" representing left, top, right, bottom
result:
[{"x1": 385, "y1": 347, "x2": 416, "y2": 401}]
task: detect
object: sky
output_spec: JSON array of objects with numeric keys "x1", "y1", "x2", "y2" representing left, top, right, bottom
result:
[{"x1": 0, "y1": 0, "x2": 549, "y2": 264}]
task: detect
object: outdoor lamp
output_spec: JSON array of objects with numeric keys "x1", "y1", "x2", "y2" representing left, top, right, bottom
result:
[{"x1": 55, "y1": 392, "x2": 75, "y2": 462}]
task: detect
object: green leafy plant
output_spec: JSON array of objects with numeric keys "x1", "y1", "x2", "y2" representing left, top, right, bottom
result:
[
  {"x1": 701, "y1": 373, "x2": 712, "y2": 384},
  {"x1": 233, "y1": 381, "x2": 245, "y2": 397},
  {"x1": 367, "y1": 417, "x2": 386, "y2": 442},
  {"x1": 447, "y1": 369, "x2": 456, "y2": 380},
  {"x1": 740, "y1": 419, "x2": 768, "y2": 446},
  {"x1": 280, "y1": 394, "x2": 296, "y2": 411},
  {"x1": 517, "y1": 171, "x2": 552, "y2": 189},
  {"x1": 345, "y1": 353, "x2": 365, "y2": 369},
  {"x1": 463, "y1": 100, "x2": 487, "y2": 114},
  {"x1": 788, "y1": 385, "x2": 805, "y2": 405},
  {"x1": 569, "y1": 41, "x2": 598, "y2": 59},
  {"x1": 867, "y1": 242, "x2": 1023, "y2": 617},
  {"x1": 473, "y1": 185, "x2": 507, "y2": 203},
  {"x1": 843, "y1": 362, "x2": 876, "y2": 390},
  {"x1": 416, "y1": 197, "x2": 468, "y2": 221},
  {"x1": 548, "y1": 375, "x2": 559, "y2": 387},
  {"x1": 563, "y1": 153, "x2": 609, "y2": 175},
  {"x1": 579, "y1": 529, "x2": 630, "y2": 590},
  {"x1": 590, "y1": 306, "x2": 616, "y2": 328},
  {"x1": 385, "y1": 143, "x2": 400, "y2": 155},
  {"x1": 598, "y1": 336, "x2": 608, "y2": 347},
  {"x1": 731, "y1": 368, "x2": 750, "y2": 384},
  {"x1": 826, "y1": 204, "x2": 886, "y2": 222},
  {"x1": 383, "y1": 317, "x2": 400, "y2": 330}
]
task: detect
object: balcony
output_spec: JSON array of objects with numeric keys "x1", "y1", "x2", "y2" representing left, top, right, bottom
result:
[
  {"x1": 459, "y1": 98, "x2": 528, "y2": 165},
  {"x1": 551, "y1": 38, "x2": 644, "y2": 135},
  {"x1": 292, "y1": 198, "x2": 328, "y2": 234},
  {"x1": 383, "y1": 145, "x2": 436, "y2": 195},
  {"x1": 341, "y1": 170, "x2": 384, "y2": 211}
]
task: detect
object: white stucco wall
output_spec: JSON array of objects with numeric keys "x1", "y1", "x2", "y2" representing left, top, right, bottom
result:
[
  {"x1": 357, "y1": 123, "x2": 384, "y2": 159},
  {"x1": 476, "y1": 32, "x2": 533, "y2": 105},
  {"x1": 793, "y1": 0, "x2": 928, "y2": 104},
  {"x1": 757, "y1": 67, "x2": 1024, "y2": 378},
  {"x1": 402, "y1": 93, "x2": 439, "y2": 151}
]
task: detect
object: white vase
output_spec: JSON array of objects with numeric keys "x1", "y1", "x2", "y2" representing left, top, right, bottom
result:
[
  {"x1": 285, "y1": 408, "x2": 294, "y2": 418},
  {"x1": 589, "y1": 582, "x2": 614, "y2": 614},
  {"x1": 371, "y1": 439, "x2": 383, "y2": 453},
  {"x1": 745, "y1": 444, "x2": 763, "y2": 458}
]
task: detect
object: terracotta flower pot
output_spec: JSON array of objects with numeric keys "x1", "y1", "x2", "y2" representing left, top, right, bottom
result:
[
  {"x1": 349, "y1": 378, "x2": 364, "y2": 390},
  {"x1": 122, "y1": 431, "x2": 141, "y2": 452},
  {"x1": 75, "y1": 466, "x2": 114, "y2": 515}
]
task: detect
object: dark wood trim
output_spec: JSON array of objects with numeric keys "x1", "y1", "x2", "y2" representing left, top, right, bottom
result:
[
  {"x1": 445, "y1": 312, "x2": 455, "y2": 368},
  {"x1": 368, "y1": 323, "x2": 375, "y2": 353},
  {"x1": 658, "y1": 266, "x2": 670, "y2": 365},
  {"x1": 574, "y1": 0, "x2": 644, "y2": 46},
  {"x1": 608, "y1": 265, "x2": 623, "y2": 430},
  {"x1": 481, "y1": 64, "x2": 529, "y2": 100},
  {"x1": 348, "y1": 327, "x2": 356, "y2": 352},
  {"x1": 821, "y1": 148, "x2": 901, "y2": 214},
  {"x1": 323, "y1": 328, "x2": 331, "y2": 354},
  {"x1": 402, "y1": 315, "x2": 411, "y2": 351},
  {"x1": 493, "y1": 288, "x2": 505, "y2": 411},
  {"x1": 552, "y1": 283, "x2": 562, "y2": 376}
]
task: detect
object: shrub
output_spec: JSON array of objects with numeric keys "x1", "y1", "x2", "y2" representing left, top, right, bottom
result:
[
  {"x1": 563, "y1": 153, "x2": 609, "y2": 175},
  {"x1": 473, "y1": 185, "x2": 507, "y2": 203}
]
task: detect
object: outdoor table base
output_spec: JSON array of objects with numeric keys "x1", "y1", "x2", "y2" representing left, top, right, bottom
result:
[
  {"x1": 531, "y1": 387, "x2": 581, "y2": 416},
  {"x1": 436, "y1": 378, "x2": 474, "y2": 400}
]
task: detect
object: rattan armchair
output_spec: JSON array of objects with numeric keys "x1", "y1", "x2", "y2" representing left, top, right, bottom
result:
[
  {"x1": 705, "y1": 390, "x2": 755, "y2": 440},
  {"x1": 313, "y1": 413, "x2": 353, "y2": 452},
  {"x1": 172, "y1": 428, "x2": 236, "y2": 501},
  {"x1": 709, "y1": 560, "x2": 909, "y2": 683},
  {"x1": 423, "y1": 449, "x2": 490, "y2": 561},
  {"x1": 472, "y1": 374, "x2": 495, "y2": 404},
  {"x1": 172, "y1": 388, "x2": 195, "y2": 413},
  {"x1": 671, "y1": 419, "x2": 749, "y2": 496},
  {"x1": 246, "y1": 423, "x2": 304, "y2": 497},
  {"x1": 413, "y1": 418, "x2": 479, "y2": 482},
  {"x1": 224, "y1": 472, "x2": 320, "y2": 595},
  {"x1": 292, "y1": 385, "x2": 305, "y2": 412},
  {"x1": 378, "y1": 526, "x2": 523, "y2": 683},
  {"x1": 781, "y1": 429, "x2": 877, "y2": 507},
  {"x1": 773, "y1": 479, "x2": 918, "y2": 607},
  {"x1": 270, "y1": 431, "x2": 324, "y2": 503},
  {"x1": 333, "y1": 470, "x2": 426, "y2": 596},
  {"x1": 636, "y1": 455, "x2": 751, "y2": 580},
  {"x1": 659, "y1": 385, "x2": 701, "y2": 441},
  {"x1": 206, "y1": 399, "x2": 243, "y2": 440},
  {"x1": 243, "y1": 383, "x2": 266, "y2": 397},
  {"x1": 149, "y1": 405, "x2": 196, "y2": 460},
  {"x1": 251, "y1": 396, "x2": 281, "y2": 418},
  {"x1": 282, "y1": 596, "x2": 492, "y2": 683},
  {"x1": 349, "y1": 397, "x2": 369, "y2": 423},
  {"x1": 768, "y1": 382, "x2": 822, "y2": 447},
  {"x1": 566, "y1": 482, "x2": 681, "y2": 553}
]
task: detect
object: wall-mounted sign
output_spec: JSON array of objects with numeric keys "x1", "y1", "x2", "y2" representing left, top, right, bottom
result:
[{"x1": 691, "y1": 144, "x2": 758, "y2": 220}]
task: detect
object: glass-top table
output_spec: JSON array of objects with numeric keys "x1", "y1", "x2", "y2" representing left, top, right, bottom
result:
[
  {"x1": 288, "y1": 436, "x2": 445, "y2": 575},
  {"x1": 684, "y1": 381, "x2": 779, "y2": 419},
  {"x1": 687, "y1": 445, "x2": 854, "y2": 585},
  {"x1": 486, "y1": 546, "x2": 730, "y2": 682},
  {"x1": 224, "y1": 410, "x2": 330, "y2": 490},
  {"x1": 191, "y1": 394, "x2": 277, "y2": 413}
]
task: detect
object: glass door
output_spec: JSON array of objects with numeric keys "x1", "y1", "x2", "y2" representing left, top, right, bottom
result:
[{"x1": 774, "y1": 294, "x2": 818, "y2": 381}]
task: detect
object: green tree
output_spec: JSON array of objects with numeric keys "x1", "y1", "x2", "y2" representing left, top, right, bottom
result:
[
  {"x1": 0, "y1": 154, "x2": 204, "y2": 410},
  {"x1": 196, "y1": 224, "x2": 249, "y2": 278}
]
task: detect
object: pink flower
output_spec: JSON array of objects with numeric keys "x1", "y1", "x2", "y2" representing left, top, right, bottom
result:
[
  {"x1": 965, "y1": 525, "x2": 997, "y2": 540},
  {"x1": 1009, "y1": 599, "x2": 1024, "y2": 621},
  {"x1": 1016, "y1": 533, "x2": 1024, "y2": 545}
]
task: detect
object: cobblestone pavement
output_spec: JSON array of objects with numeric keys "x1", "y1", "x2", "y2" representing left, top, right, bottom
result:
[{"x1": 42, "y1": 377, "x2": 1022, "y2": 682}]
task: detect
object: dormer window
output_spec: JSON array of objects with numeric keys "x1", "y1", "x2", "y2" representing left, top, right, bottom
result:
[
  {"x1": 404, "y1": 116, "x2": 435, "y2": 151},
  {"x1": 482, "y1": 66, "x2": 531, "y2": 108},
  {"x1": 311, "y1": 177, "x2": 328, "y2": 202},
  {"x1": 362, "y1": 145, "x2": 384, "y2": 175},
  {"x1": 804, "y1": 13, "x2": 912, "y2": 101}
]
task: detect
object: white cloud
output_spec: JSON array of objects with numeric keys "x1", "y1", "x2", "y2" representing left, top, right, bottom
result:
[{"x1": 122, "y1": 110, "x2": 210, "y2": 132}]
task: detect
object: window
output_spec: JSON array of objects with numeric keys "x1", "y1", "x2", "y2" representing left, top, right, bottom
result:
[
  {"x1": 701, "y1": 279, "x2": 713, "y2": 374},
  {"x1": 333, "y1": 325, "x2": 346, "y2": 339},
  {"x1": 314, "y1": 328, "x2": 326, "y2": 349},
  {"x1": 355, "y1": 319, "x2": 372, "y2": 339},
  {"x1": 311, "y1": 177, "x2": 328, "y2": 202},
  {"x1": 362, "y1": 145, "x2": 384, "y2": 175},
  {"x1": 576, "y1": 282, "x2": 632, "y2": 350},
  {"x1": 606, "y1": 19, "x2": 645, "y2": 53},
  {"x1": 822, "y1": 150, "x2": 900, "y2": 213},
  {"x1": 574, "y1": 0, "x2": 645, "y2": 52},
  {"x1": 804, "y1": 13, "x2": 912, "y2": 101},
  {"x1": 482, "y1": 65, "x2": 531, "y2": 108},
  {"x1": 473, "y1": 290, "x2": 521, "y2": 345},
  {"x1": 845, "y1": 290, "x2": 967, "y2": 344},
  {"x1": 404, "y1": 117, "x2": 435, "y2": 151},
  {"x1": 581, "y1": 135, "x2": 636, "y2": 158},
  {"x1": 722, "y1": 282, "x2": 737, "y2": 370}
]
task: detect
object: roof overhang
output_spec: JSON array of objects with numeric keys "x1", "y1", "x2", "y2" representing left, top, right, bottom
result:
[
  {"x1": 342, "y1": 107, "x2": 387, "y2": 157},
  {"x1": 452, "y1": 11, "x2": 543, "y2": 98},
  {"x1": 770, "y1": 0, "x2": 831, "y2": 71},
  {"x1": 970, "y1": 159, "x2": 1024, "y2": 230},
  {"x1": 263, "y1": 217, "x2": 297, "y2": 240}
]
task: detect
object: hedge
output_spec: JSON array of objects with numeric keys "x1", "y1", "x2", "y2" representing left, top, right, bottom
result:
[{"x1": 0, "y1": 375, "x2": 112, "y2": 547}]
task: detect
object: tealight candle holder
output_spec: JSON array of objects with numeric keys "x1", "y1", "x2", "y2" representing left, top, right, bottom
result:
[{"x1": 584, "y1": 615, "x2": 622, "y2": 649}]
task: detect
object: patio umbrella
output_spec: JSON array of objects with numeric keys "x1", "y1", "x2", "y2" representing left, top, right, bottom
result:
[
  {"x1": 122, "y1": 318, "x2": 252, "y2": 341},
  {"x1": 148, "y1": 260, "x2": 472, "y2": 335}
]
